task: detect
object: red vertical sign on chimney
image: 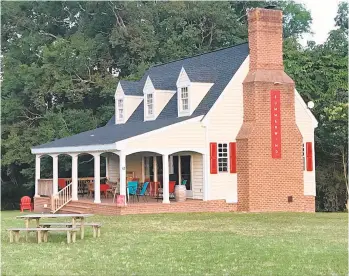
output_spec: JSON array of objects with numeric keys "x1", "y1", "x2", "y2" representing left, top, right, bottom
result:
[{"x1": 271, "y1": 90, "x2": 281, "y2": 158}]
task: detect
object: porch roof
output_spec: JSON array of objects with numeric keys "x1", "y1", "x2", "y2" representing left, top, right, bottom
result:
[
  {"x1": 31, "y1": 115, "x2": 198, "y2": 152},
  {"x1": 31, "y1": 43, "x2": 250, "y2": 153}
]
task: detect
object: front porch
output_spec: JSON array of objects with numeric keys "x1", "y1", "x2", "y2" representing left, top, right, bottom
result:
[{"x1": 34, "y1": 149, "x2": 209, "y2": 214}]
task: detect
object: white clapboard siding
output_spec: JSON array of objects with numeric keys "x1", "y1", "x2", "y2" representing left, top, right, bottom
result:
[
  {"x1": 191, "y1": 153, "x2": 203, "y2": 199},
  {"x1": 125, "y1": 96, "x2": 143, "y2": 123},
  {"x1": 295, "y1": 90, "x2": 316, "y2": 196},
  {"x1": 126, "y1": 154, "x2": 143, "y2": 179},
  {"x1": 107, "y1": 153, "x2": 144, "y2": 182},
  {"x1": 189, "y1": 83, "x2": 213, "y2": 116},
  {"x1": 155, "y1": 92, "x2": 174, "y2": 119},
  {"x1": 204, "y1": 57, "x2": 249, "y2": 203},
  {"x1": 177, "y1": 68, "x2": 190, "y2": 86},
  {"x1": 122, "y1": 120, "x2": 206, "y2": 151},
  {"x1": 107, "y1": 153, "x2": 119, "y2": 182}
]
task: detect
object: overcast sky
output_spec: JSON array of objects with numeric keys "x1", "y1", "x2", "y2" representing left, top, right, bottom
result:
[{"x1": 298, "y1": 0, "x2": 343, "y2": 45}]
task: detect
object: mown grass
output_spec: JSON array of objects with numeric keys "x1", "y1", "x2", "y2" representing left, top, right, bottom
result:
[{"x1": 1, "y1": 211, "x2": 347, "y2": 275}]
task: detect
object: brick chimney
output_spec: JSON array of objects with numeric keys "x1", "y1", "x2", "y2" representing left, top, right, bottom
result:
[{"x1": 236, "y1": 8, "x2": 310, "y2": 212}]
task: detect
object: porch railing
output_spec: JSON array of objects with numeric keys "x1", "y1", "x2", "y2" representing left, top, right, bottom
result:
[
  {"x1": 38, "y1": 179, "x2": 53, "y2": 196},
  {"x1": 51, "y1": 182, "x2": 73, "y2": 213}
]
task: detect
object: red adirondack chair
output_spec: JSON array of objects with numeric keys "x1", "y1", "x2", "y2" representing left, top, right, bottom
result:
[{"x1": 20, "y1": 196, "x2": 33, "y2": 212}]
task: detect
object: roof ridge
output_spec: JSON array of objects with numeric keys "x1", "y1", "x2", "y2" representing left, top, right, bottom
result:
[
  {"x1": 151, "y1": 41, "x2": 248, "y2": 68},
  {"x1": 120, "y1": 80, "x2": 138, "y2": 83}
]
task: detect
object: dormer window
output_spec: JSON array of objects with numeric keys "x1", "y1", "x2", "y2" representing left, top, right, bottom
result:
[
  {"x1": 176, "y1": 68, "x2": 192, "y2": 117},
  {"x1": 143, "y1": 76, "x2": 157, "y2": 121},
  {"x1": 180, "y1": 87, "x2": 189, "y2": 111},
  {"x1": 117, "y1": 99, "x2": 124, "y2": 120},
  {"x1": 146, "y1": 94, "x2": 153, "y2": 116}
]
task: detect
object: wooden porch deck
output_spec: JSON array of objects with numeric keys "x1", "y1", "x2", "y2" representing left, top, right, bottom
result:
[
  {"x1": 77, "y1": 195, "x2": 174, "y2": 205},
  {"x1": 34, "y1": 196, "x2": 237, "y2": 216}
]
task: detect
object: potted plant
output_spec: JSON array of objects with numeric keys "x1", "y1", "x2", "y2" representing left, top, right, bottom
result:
[{"x1": 175, "y1": 180, "x2": 187, "y2": 202}]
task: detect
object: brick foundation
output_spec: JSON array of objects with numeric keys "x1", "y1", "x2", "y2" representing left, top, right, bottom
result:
[
  {"x1": 34, "y1": 196, "x2": 316, "y2": 215},
  {"x1": 304, "y1": 196, "x2": 315, "y2": 212},
  {"x1": 33, "y1": 196, "x2": 51, "y2": 213}
]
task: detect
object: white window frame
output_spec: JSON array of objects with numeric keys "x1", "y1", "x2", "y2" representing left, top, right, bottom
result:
[
  {"x1": 177, "y1": 85, "x2": 191, "y2": 117},
  {"x1": 146, "y1": 93, "x2": 154, "y2": 117},
  {"x1": 117, "y1": 98, "x2": 124, "y2": 119},
  {"x1": 115, "y1": 96, "x2": 125, "y2": 123},
  {"x1": 180, "y1": 87, "x2": 189, "y2": 112},
  {"x1": 143, "y1": 76, "x2": 156, "y2": 121},
  {"x1": 217, "y1": 143, "x2": 229, "y2": 173}
]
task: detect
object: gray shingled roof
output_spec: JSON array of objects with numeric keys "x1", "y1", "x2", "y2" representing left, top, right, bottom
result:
[
  {"x1": 32, "y1": 43, "x2": 249, "y2": 150},
  {"x1": 119, "y1": 80, "x2": 142, "y2": 96}
]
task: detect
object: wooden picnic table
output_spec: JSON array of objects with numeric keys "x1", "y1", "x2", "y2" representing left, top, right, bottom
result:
[{"x1": 16, "y1": 213, "x2": 93, "y2": 241}]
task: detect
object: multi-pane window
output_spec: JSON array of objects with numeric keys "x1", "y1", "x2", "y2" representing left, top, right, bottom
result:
[
  {"x1": 117, "y1": 99, "x2": 124, "y2": 120},
  {"x1": 218, "y1": 143, "x2": 228, "y2": 172},
  {"x1": 181, "y1": 87, "x2": 189, "y2": 111},
  {"x1": 146, "y1": 94, "x2": 153, "y2": 116}
]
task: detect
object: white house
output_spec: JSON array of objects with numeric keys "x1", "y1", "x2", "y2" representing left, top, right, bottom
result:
[{"x1": 31, "y1": 8, "x2": 317, "y2": 214}]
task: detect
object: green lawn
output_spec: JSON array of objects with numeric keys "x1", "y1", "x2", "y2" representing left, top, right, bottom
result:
[{"x1": 1, "y1": 211, "x2": 347, "y2": 276}]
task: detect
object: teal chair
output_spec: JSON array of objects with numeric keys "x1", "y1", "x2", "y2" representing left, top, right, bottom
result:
[
  {"x1": 127, "y1": 181, "x2": 138, "y2": 203},
  {"x1": 181, "y1": 179, "x2": 187, "y2": 185},
  {"x1": 137, "y1": 182, "x2": 149, "y2": 202}
]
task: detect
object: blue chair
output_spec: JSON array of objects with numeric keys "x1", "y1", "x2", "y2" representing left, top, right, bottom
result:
[
  {"x1": 127, "y1": 181, "x2": 138, "y2": 203},
  {"x1": 137, "y1": 182, "x2": 149, "y2": 202}
]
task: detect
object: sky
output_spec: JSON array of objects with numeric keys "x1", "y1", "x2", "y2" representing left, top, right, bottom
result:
[{"x1": 298, "y1": 0, "x2": 343, "y2": 46}]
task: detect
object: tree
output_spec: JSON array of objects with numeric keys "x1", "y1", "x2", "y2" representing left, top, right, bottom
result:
[{"x1": 283, "y1": 2, "x2": 348, "y2": 211}]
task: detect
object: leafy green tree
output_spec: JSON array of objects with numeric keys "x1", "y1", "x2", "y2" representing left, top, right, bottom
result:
[{"x1": 284, "y1": 2, "x2": 348, "y2": 211}]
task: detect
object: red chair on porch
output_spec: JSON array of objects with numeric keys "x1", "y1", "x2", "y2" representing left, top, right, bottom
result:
[
  {"x1": 169, "y1": 181, "x2": 176, "y2": 199},
  {"x1": 58, "y1": 178, "x2": 66, "y2": 189},
  {"x1": 20, "y1": 196, "x2": 33, "y2": 212},
  {"x1": 157, "y1": 181, "x2": 176, "y2": 201},
  {"x1": 100, "y1": 184, "x2": 110, "y2": 199}
]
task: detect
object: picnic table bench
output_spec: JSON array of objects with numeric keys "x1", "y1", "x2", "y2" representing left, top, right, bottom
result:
[
  {"x1": 7, "y1": 227, "x2": 78, "y2": 244},
  {"x1": 39, "y1": 223, "x2": 102, "y2": 238},
  {"x1": 16, "y1": 213, "x2": 93, "y2": 241}
]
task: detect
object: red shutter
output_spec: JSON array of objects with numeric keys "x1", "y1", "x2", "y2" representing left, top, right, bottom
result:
[
  {"x1": 229, "y1": 142, "x2": 237, "y2": 173},
  {"x1": 306, "y1": 142, "x2": 313, "y2": 171},
  {"x1": 210, "y1": 143, "x2": 217, "y2": 174}
]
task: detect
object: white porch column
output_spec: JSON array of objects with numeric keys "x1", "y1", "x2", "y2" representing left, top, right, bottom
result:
[
  {"x1": 203, "y1": 153, "x2": 209, "y2": 201},
  {"x1": 93, "y1": 153, "x2": 101, "y2": 204},
  {"x1": 71, "y1": 154, "x2": 78, "y2": 201},
  {"x1": 35, "y1": 155, "x2": 41, "y2": 196},
  {"x1": 153, "y1": 156, "x2": 158, "y2": 182},
  {"x1": 141, "y1": 156, "x2": 145, "y2": 182},
  {"x1": 119, "y1": 152, "x2": 126, "y2": 197},
  {"x1": 178, "y1": 155, "x2": 181, "y2": 185},
  {"x1": 52, "y1": 154, "x2": 59, "y2": 195},
  {"x1": 162, "y1": 154, "x2": 170, "y2": 204},
  {"x1": 105, "y1": 154, "x2": 109, "y2": 180},
  {"x1": 119, "y1": 152, "x2": 127, "y2": 205}
]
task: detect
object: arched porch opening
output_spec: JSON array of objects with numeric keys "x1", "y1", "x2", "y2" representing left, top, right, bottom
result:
[
  {"x1": 75, "y1": 152, "x2": 118, "y2": 203},
  {"x1": 39, "y1": 154, "x2": 53, "y2": 179},
  {"x1": 36, "y1": 153, "x2": 73, "y2": 197},
  {"x1": 166, "y1": 150, "x2": 205, "y2": 200},
  {"x1": 126, "y1": 151, "x2": 163, "y2": 183}
]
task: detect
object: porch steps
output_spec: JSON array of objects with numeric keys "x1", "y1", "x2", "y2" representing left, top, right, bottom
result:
[{"x1": 57, "y1": 203, "x2": 91, "y2": 214}]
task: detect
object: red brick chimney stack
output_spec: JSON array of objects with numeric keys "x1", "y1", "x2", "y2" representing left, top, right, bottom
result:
[
  {"x1": 248, "y1": 8, "x2": 283, "y2": 71},
  {"x1": 236, "y1": 8, "x2": 314, "y2": 212}
]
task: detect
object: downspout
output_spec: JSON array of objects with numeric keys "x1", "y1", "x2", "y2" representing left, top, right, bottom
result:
[{"x1": 201, "y1": 119, "x2": 210, "y2": 201}]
